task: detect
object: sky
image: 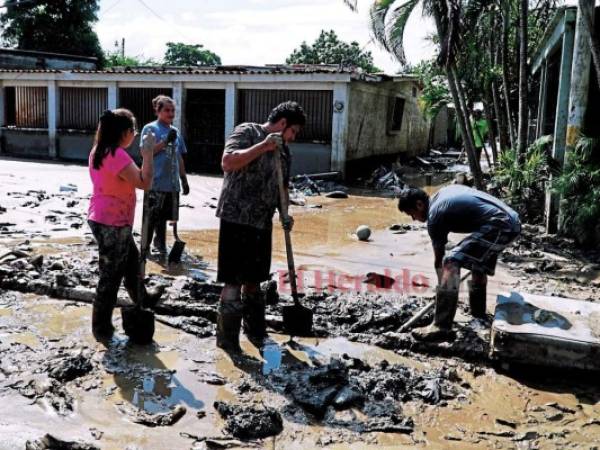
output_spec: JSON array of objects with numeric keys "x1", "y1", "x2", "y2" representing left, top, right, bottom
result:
[{"x1": 95, "y1": 0, "x2": 437, "y2": 73}]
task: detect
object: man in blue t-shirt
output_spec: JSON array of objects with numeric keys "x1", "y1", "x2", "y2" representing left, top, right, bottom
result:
[
  {"x1": 398, "y1": 185, "x2": 521, "y2": 341},
  {"x1": 140, "y1": 95, "x2": 189, "y2": 255}
]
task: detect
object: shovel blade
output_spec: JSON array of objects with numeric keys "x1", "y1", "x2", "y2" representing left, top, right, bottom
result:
[
  {"x1": 122, "y1": 306, "x2": 155, "y2": 345},
  {"x1": 168, "y1": 240, "x2": 186, "y2": 264},
  {"x1": 282, "y1": 304, "x2": 313, "y2": 336}
]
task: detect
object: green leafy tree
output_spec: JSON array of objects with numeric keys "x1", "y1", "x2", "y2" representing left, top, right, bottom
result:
[
  {"x1": 0, "y1": 0, "x2": 104, "y2": 65},
  {"x1": 103, "y1": 51, "x2": 160, "y2": 68},
  {"x1": 286, "y1": 30, "x2": 381, "y2": 73},
  {"x1": 163, "y1": 42, "x2": 221, "y2": 66},
  {"x1": 414, "y1": 60, "x2": 450, "y2": 119}
]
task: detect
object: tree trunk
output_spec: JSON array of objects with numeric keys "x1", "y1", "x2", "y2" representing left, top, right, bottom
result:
[
  {"x1": 431, "y1": 2, "x2": 483, "y2": 189},
  {"x1": 448, "y1": 67, "x2": 484, "y2": 189},
  {"x1": 501, "y1": 1, "x2": 516, "y2": 149},
  {"x1": 483, "y1": 99, "x2": 499, "y2": 165},
  {"x1": 578, "y1": 0, "x2": 600, "y2": 92},
  {"x1": 491, "y1": 19, "x2": 510, "y2": 152},
  {"x1": 517, "y1": 0, "x2": 529, "y2": 161},
  {"x1": 492, "y1": 79, "x2": 510, "y2": 152}
]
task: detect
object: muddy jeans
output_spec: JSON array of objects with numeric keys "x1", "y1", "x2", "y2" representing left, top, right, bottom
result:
[
  {"x1": 88, "y1": 220, "x2": 141, "y2": 308},
  {"x1": 142, "y1": 191, "x2": 179, "y2": 253}
]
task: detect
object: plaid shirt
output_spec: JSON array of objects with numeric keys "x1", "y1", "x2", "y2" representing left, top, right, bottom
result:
[{"x1": 216, "y1": 123, "x2": 291, "y2": 230}]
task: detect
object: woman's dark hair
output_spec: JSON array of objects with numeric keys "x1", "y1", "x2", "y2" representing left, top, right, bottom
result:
[
  {"x1": 92, "y1": 108, "x2": 136, "y2": 170},
  {"x1": 397, "y1": 187, "x2": 429, "y2": 213},
  {"x1": 152, "y1": 95, "x2": 175, "y2": 113},
  {"x1": 267, "y1": 101, "x2": 306, "y2": 127}
]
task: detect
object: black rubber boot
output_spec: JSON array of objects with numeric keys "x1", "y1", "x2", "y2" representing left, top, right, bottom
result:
[
  {"x1": 92, "y1": 302, "x2": 115, "y2": 342},
  {"x1": 412, "y1": 287, "x2": 459, "y2": 342},
  {"x1": 216, "y1": 302, "x2": 243, "y2": 353},
  {"x1": 468, "y1": 281, "x2": 487, "y2": 319},
  {"x1": 242, "y1": 292, "x2": 267, "y2": 341}
]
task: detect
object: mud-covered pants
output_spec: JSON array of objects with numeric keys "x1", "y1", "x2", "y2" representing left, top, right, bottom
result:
[
  {"x1": 88, "y1": 220, "x2": 142, "y2": 308},
  {"x1": 142, "y1": 191, "x2": 179, "y2": 253}
]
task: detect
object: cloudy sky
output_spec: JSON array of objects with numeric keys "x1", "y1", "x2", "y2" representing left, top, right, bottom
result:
[{"x1": 95, "y1": 0, "x2": 436, "y2": 72}]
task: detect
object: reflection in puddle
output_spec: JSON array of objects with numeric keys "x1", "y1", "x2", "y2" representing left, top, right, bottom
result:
[
  {"x1": 259, "y1": 336, "x2": 420, "y2": 375},
  {"x1": 114, "y1": 372, "x2": 203, "y2": 414},
  {"x1": 104, "y1": 342, "x2": 204, "y2": 414}
]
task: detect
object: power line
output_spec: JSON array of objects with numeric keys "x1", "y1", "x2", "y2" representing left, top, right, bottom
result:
[
  {"x1": 134, "y1": 0, "x2": 199, "y2": 44},
  {"x1": 135, "y1": 0, "x2": 165, "y2": 23},
  {"x1": 100, "y1": 0, "x2": 123, "y2": 18}
]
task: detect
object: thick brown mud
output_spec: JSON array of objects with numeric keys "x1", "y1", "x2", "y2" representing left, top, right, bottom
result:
[{"x1": 2, "y1": 159, "x2": 600, "y2": 448}]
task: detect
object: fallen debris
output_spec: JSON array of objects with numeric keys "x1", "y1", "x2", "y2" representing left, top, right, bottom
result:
[
  {"x1": 48, "y1": 351, "x2": 94, "y2": 382},
  {"x1": 127, "y1": 404, "x2": 187, "y2": 427},
  {"x1": 213, "y1": 401, "x2": 283, "y2": 439},
  {"x1": 25, "y1": 434, "x2": 100, "y2": 450},
  {"x1": 325, "y1": 190, "x2": 349, "y2": 199}
]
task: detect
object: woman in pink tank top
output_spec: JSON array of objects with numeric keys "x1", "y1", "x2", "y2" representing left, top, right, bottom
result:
[{"x1": 88, "y1": 108, "x2": 160, "y2": 343}]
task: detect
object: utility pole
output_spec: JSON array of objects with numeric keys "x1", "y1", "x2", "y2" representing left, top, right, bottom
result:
[{"x1": 121, "y1": 38, "x2": 125, "y2": 58}]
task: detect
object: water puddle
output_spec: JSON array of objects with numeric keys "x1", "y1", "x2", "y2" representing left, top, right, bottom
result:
[
  {"x1": 253, "y1": 335, "x2": 424, "y2": 376},
  {"x1": 104, "y1": 346, "x2": 204, "y2": 415}
]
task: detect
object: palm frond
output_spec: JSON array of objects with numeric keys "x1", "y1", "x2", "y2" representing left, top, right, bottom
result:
[
  {"x1": 386, "y1": 0, "x2": 420, "y2": 64},
  {"x1": 369, "y1": 0, "x2": 397, "y2": 53},
  {"x1": 342, "y1": 0, "x2": 358, "y2": 11}
]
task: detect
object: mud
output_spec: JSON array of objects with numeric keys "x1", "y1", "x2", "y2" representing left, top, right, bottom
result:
[
  {"x1": 2, "y1": 158, "x2": 600, "y2": 448},
  {"x1": 26, "y1": 434, "x2": 100, "y2": 450},
  {"x1": 213, "y1": 401, "x2": 283, "y2": 439},
  {"x1": 126, "y1": 404, "x2": 187, "y2": 427}
]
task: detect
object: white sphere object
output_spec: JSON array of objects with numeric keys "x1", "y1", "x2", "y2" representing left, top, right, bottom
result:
[{"x1": 356, "y1": 225, "x2": 371, "y2": 241}]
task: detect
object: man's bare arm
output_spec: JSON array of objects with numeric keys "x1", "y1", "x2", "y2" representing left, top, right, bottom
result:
[{"x1": 221, "y1": 133, "x2": 282, "y2": 172}]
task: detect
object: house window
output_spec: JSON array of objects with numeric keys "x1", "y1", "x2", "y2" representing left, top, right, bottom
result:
[
  {"x1": 388, "y1": 96, "x2": 406, "y2": 133},
  {"x1": 237, "y1": 89, "x2": 333, "y2": 143},
  {"x1": 4, "y1": 86, "x2": 48, "y2": 128},
  {"x1": 59, "y1": 87, "x2": 108, "y2": 131}
]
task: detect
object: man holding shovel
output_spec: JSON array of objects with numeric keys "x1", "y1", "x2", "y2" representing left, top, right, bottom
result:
[
  {"x1": 397, "y1": 185, "x2": 521, "y2": 341},
  {"x1": 215, "y1": 101, "x2": 306, "y2": 352}
]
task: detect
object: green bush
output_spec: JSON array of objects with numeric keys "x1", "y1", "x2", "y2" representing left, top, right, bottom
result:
[
  {"x1": 493, "y1": 135, "x2": 553, "y2": 223},
  {"x1": 553, "y1": 136, "x2": 600, "y2": 244}
]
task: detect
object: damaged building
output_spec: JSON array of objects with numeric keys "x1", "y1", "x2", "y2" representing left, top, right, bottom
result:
[
  {"x1": 531, "y1": 4, "x2": 600, "y2": 232},
  {"x1": 0, "y1": 64, "x2": 431, "y2": 177}
]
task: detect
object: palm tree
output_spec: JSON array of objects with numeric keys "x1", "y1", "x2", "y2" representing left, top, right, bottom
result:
[
  {"x1": 345, "y1": 0, "x2": 485, "y2": 189},
  {"x1": 578, "y1": 0, "x2": 600, "y2": 91},
  {"x1": 517, "y1": 0, "x2": 529, "y2": 161}
]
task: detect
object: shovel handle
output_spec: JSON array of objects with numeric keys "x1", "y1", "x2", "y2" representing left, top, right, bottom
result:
[
  {"x1": 138, "y1": 191, "x2": 152, "y2": 310},
  {"x1": 273, "y1": 146, "x2": 299, "y2": 304}
]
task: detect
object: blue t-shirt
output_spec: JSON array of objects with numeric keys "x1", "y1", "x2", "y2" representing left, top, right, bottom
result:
[
  {"x1": 427, "y1": 185, "x2": 520, "y2": 251},
  {"x1": 140, "y1": 120, "x2": 187, "y2": 192}
]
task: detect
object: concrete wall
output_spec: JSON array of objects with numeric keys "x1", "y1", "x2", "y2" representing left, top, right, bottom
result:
[
  {"x1": 1, "y1": 129, "x2": 49, "y2": 158},
  {"x1": 346, "y1": 81, "x2": 429, "y2": 162},
  {"x1": 57, "y1": 132, "x2": 95, "y2": 161},
  {"x1": 431, "y1": 106, "x2": 449, "y2": 148},
  {"x1": 289, "y1": 143, "x2": 331, "y2": 175}
]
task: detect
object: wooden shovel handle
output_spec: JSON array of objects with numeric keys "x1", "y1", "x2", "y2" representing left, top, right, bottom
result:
[{"x1": 273, "y1": 147, "x2": 299, "y2": 304}]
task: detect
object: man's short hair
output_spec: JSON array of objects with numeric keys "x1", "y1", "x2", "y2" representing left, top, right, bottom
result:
[
  {"x1": 397, "y1": 187, "x2": 429, "y2": 212},
  {"x1": 267, "y1": 101, "x2": 306, "y2": 127}
]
